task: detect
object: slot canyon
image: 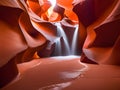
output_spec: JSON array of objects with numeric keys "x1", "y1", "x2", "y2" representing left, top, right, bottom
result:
[{"x1": 0, "y1": 0, "x2": 120, "y2": 90}]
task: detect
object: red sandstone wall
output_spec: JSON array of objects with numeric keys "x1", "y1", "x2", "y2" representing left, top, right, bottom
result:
[
  {"x1": 0, "y1": 0, "x2": 120, "y2": 88},
  {"x1": 73, "y1": 0, "x2": 120, "y2": 65}
]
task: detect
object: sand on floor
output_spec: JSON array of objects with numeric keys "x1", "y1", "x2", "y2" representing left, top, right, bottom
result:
[{"x1": 2, "y1": 56, "x2": 120, "y2": 90}]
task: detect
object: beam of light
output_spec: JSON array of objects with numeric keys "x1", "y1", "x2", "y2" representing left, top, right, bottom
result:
[
  {"x1": 55, "y1": 22, "x2": 71, "y2": 55},
  {"x1": 48, "y1": 0, "x2": 56, "y2": 7},
  {"x1": 54, "y1": 37, "x2": 62, "y2": 56},
  {"x1": 71, "y1": 25, "x2": 79, "y2": 55},
  {"x1": 47, "y1": 0, "x2": 57, "y2": 21}
]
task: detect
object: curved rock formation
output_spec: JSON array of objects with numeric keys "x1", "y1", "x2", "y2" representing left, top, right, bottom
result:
[
  {"x1": 1, "y1": 0, "x2": 120, "y2": 88},
  {"x1": 73, "y1": 0, "x2": 120, "y2": 65}
]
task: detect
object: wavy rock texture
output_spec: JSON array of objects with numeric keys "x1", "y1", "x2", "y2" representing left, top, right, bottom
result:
[
  {"x1": 73, "y1": 0, "x2": 120, "y2": 65},
  {"x1": 0, "y1": 0, "x2": 78, "y2": 87},
  {"x1": 0, "y1": 0, "x2": 120, "y2": 88}
]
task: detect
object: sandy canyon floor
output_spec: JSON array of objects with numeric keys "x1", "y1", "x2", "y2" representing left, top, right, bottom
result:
[{"x1": 2, "y1": 56, "x2": 120, "y2": 90}]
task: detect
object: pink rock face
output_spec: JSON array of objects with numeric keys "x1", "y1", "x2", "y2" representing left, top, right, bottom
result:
[
  {"x1": 73, "y1": 0, "x2": 120, "y2": 65},
  {"x1": 92, "y1": 19, "x2": 120, "y2": 47},
  {"x1": 0, "y1": 2, "x2": 79, "y2": 88},
  {"x1": 0, "y1": 0, "x2": 120, "y2": 68},
  {"x1": 0, "y1": 0, "x2": 80, "y2": 62},
  {"x1": 0, "y1": 0, "x2": 120, "y2": 89},
  {"x1": 73, "y1": 0, "x2": 115, "y2": 27},
  {"x1": 0, "y1": 6, "x2": 28, "y2": 66}
]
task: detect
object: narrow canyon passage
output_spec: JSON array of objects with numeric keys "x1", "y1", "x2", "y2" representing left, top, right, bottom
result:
[{"x1": 0, "y1": 0, "x2": 120, "y2": 89}]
